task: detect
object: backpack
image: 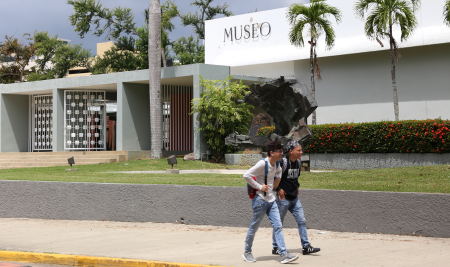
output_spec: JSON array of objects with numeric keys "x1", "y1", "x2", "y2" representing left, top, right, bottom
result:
[{"x1": 247, "y1": 159, "x2": 280, "y2": 199}]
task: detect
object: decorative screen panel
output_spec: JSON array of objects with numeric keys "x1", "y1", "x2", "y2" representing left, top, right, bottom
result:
[
  {"x1": 162, "y1": 85, "x2": 193, "y2": 151},
  {"x1": 32, "y1": 95, "x2": 53, "y2": 151},
  {"x1": 64, "y1": 90, "x2": 106, "y2": 150}
]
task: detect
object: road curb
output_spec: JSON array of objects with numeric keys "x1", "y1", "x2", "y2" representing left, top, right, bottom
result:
[{"x1": 0, "y1": 251, "x2": 231, "y2": 267}]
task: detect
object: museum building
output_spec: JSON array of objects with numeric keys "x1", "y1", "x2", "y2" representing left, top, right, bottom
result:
[
  {"x1": 205, "y1": 0, "x2": 450, "y2": 124},
  {"x1": 0, "y1": 0, "x2": 449, "y2": 158}
]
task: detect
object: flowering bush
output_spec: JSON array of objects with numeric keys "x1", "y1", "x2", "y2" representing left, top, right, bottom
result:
[
  {"x1": 304, "y1": 119, "x2": 450, "y2": 153},
  {"x1": 257, "y1": 126, "x2": 275, "y2": 136}
]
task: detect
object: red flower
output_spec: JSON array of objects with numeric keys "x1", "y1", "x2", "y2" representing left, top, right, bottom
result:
[{"x1": 354, "y1": 145, "x2": 357, "y2": 148}]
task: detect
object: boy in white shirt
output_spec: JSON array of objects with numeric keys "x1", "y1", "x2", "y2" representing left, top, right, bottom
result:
[{"x1": 242, "y1": 140, "x2": 299, "y2": 264}]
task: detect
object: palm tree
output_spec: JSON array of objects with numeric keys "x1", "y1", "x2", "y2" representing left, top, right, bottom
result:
[
  {"x1": 445, "y1": 0, "x2": 450, "y2": 27},
  {"x1": 287, "y1": 0, "x2": 341, "y2": 125},
  {"x1": 355, "y1": 0, "x2": 420, "y2": 121},
  {"x1": 149, "y1": 0, "x2": 163, "y2": 159}
]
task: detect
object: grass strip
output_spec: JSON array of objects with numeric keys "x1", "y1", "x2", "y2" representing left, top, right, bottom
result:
[{"x1": 0, "y1": 159, "x2": 449, "y2": 194}]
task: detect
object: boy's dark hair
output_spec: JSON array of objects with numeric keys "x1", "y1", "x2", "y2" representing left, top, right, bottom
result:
[{"x1": 267, "y1": 140, "x2": 283, "y2": 157}]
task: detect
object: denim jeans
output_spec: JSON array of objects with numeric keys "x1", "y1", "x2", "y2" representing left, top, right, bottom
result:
[
  {"x1": 272, "y1": 196, "x2": 310, "y2": 249},
  {"x1": 244, "y1": 195, "x2": 287, "y2": 255}
]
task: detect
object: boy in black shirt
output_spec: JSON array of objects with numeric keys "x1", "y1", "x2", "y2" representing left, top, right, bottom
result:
[{"x1": 272, "y1": 140, "x2": 320, "y2": 255}]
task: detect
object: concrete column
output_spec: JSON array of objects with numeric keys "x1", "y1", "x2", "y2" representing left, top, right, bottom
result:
[
  {"x1": 0, "y1": 94, "x2": 29, "y2": 152},
  {"x1": 116, "y1": 82, "x2": 151, "y2": 151},
  {"x1": 192, "y1": 64, "x2": 230, "y2": 159},
  {"x1": 52, "y1": 88, "x2": 65, "y2": 152}
]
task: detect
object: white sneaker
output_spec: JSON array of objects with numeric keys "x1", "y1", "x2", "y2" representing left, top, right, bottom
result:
[
  {"x1": 280, "y1": 252, "x2": 299, "y2": 264},
  {"x1": 242, "y1": 252, "x2": 256, "y2": 263}
]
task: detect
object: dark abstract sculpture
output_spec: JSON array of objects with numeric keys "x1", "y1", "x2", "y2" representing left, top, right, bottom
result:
[{"x1": 225, "y1": 76, "x2": 317, "y2": 149}]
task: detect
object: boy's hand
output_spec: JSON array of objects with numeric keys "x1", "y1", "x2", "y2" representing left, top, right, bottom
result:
[
  {"x1": 260, "y1": 184, "x2": 269, "y2": 192},
  {"x1": 278, "y1": 189, "x2": 286, "y2": 199}
]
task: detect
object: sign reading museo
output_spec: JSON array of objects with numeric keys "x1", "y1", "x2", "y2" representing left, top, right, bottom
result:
[{"x1": 223, "y1": 22, "x2": 271, "y2": 42}]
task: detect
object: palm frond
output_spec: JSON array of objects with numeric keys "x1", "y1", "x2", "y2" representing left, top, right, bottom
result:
[
  {"x1": 316, "y1": 17, "x2": 336, "y2": 49},
  {"x1": 444, "y1": 0, "x2": 450, "y2": 27}
]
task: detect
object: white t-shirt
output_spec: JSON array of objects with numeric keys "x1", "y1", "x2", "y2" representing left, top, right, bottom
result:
[{"x1": 243, "y1": 158, "x2": 282, "y2": 203}]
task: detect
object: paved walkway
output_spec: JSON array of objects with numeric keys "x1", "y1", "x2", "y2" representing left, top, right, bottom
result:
[
  {"x1": 0, "y1": 218, "x2": 448, "y2": 267},
  {"x1": 109, "y1": 169, "x2": 334, "y2": 174}
]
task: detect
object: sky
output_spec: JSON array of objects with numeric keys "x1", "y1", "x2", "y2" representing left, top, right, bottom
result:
[{"x1": 0, "y1": 0, "x2": 308, "y2": 55}]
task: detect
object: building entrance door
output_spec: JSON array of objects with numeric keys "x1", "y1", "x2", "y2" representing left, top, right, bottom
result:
[
  {"x1": 32, "y1": 95, "x2": 53, "y2": 151},
  {"x1": 64, "y1": 90, "x2": 106, "y2": 151}
]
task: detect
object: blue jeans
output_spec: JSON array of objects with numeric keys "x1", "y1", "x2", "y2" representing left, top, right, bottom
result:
[
  {"x1": 272, "y1": 196, "x2": 310, "y2": 249},
  {"x1": 245, "y1": 195, "x2": 287, "y2": 255}
]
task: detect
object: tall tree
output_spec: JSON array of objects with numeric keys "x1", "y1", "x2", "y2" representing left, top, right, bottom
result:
[
  {"x1": 179, "y1": 0, "x2": 233, "y2": 40},
  {"x1": 445, "y1": 0, "x2": 450, "y2": 27},
  {"x1": 355, "y1": 0, "x2": 420, "y2": 121},
  {"x1": 28, "y1": 31, "x2": 92, "y2": 81},
  {"x1": 68, "y1": 0, "x2": 177, "y2": 159},
  {"x1": 171, "y1": 35, "x2": 205, "y2": 65},
  {"x1": 0, "y1": 34, "x2": 36, "y2": 84},
  {"x1": 287, "y1": 0, "x2": 341, "y2": 125},
  {"x1": 149, "y1": 0, "x2": 162, "y2": 159}
]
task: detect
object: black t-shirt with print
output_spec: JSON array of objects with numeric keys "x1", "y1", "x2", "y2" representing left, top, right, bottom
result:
[{"x1": 277, "y1": 157, "x2": 301, "y2": 200}]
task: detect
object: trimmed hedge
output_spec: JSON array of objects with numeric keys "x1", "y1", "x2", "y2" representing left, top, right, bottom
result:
[{"x1": 305, "y1": 119, "x2": 450, "y2": 153}]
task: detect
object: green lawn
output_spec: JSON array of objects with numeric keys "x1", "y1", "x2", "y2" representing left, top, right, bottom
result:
[{"x1": 0, "y1": 159, "x2": 449, "y2": 194}]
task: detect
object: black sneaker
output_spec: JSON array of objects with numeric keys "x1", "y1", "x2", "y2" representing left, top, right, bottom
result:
[
  {"x1": 272, "y1": 247, "x2": 279, "y2": 255},
  {"x1": 303, "y1": 245, "x2": 320, "y2": 255}
]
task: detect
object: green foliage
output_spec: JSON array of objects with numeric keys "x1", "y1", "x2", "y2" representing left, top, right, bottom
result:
[
  {"x1": 287, "y1": 0, "x2": 342, "y2": 49},
  {"x1": 172, "y1": 36, "x2": 204, "y2": 65},
  {"x1": 67, "y1": 0, "x2": 137, "y2": 39},
  {"x1": 304, "y1": 119, "x2": 450, "y2": 154},
  {"x1": 354, "y1": 0, "x2": 420, "y2": 43},
  {"x1": 91, "y1": 36, "x2": 143, "y2": 74},
  {"x1": 0, "y1": 34, "x2": 36, "y2": 83},
  {"x1": 191, "y1": 76, "x2": 254, "y2": 162},
  {"x1": 28, "y1": 31, "x2": 92, "y2": 81},
  {"x1": 180, "y1": 0, "x2": 233, "y2": 40},
  {"x1": 257, "y1": 126, "x2": 275, "y2": 136},
  {"x1": 445, "y1": 0, "x2": 450, "y2": 27},
  {"x1": 68, "y1": 0, "x2": 178, "y2": 71}
]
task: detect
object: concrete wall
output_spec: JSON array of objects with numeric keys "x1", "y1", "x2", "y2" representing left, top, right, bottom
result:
[
  {"x1": 231, "y1": 61, "x2": 295, "y2": 79},
  {"x1": 311, "y1": 153, "x2": 450, "y2": 170},
  {"x1": 0, "y1": 95, "x2": 29, "y2": 152},
  {"x1": 1, "y1": 181, "x2": 449, "y2": 238},
  {"x1": 52, "y1": 89, "x2": 65, "y2": 152},
  {"x1": 116, "y1": 83, "x2": 151, "y2": 151},
  {"x1": 294, "y1": 43, "x2": 450, "y2": 124}
]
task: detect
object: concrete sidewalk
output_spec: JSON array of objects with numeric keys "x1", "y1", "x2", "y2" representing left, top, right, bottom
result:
[
  {"x1": 0, "y1": 218, "x2": 448, "y2": 267},
  {"x1": 109, "y1": 169, "x2": 333, "y2": 174}
]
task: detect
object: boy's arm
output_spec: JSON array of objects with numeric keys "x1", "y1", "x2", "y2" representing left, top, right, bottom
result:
[
  {"x1": 243, "y1": 161, "x2": 263, "y2": 190},
  {"x1": 273, "y1": 177, "x2": 281, "y2": 190}
]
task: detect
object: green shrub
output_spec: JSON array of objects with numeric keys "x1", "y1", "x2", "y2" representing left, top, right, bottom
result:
[
  {"x1": 257, "y1": 126, "x2": 275, "y2": 136},
  {"x1": 191, "y1": 76, "x2": 254, "y2": 162},
  {"x1": 305, "y1": 119, "x2": 450, "y2": 153}
]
